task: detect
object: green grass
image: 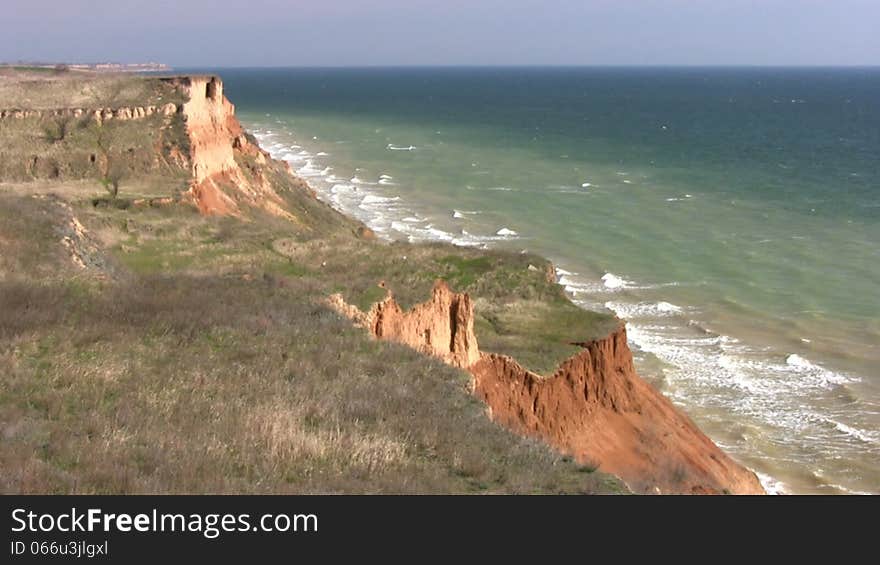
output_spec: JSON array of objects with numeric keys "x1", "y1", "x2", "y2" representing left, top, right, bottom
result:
[
  {"x1": 353, "y1": 284, "x2": 389, "y2": 312},
  {"x1": 115, "y1": 240, "x2": 196, "y2": 274},
  {"x1": 437, "y1": 255, "x2": 494, "y2": 288},
  {"x1": 265, "y1": 260, "x2": 311, "y2": 278},
  {"x1": 4, "y1": 182, "x2": 622, "y2": 376}
]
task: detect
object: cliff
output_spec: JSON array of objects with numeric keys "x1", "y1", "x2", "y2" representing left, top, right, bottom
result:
[
  {"x1": 329, "y1": 281, "x2": 480, "y2": 369},
  {"x1": 135, "y1": 75, "x2": 303, "y2": 219},
  {"x1": 2, "y1": 71, "x2": 762, "y2": 494},
  {"x1": 0, "y1": 73, "x2": 311, "y2": 222},
  {"x1": 330, "y1": 281, "x2": 764, "y2": 494},
  {"x1": 1, "y1": 71, "x2": 628, "y2": 496}
]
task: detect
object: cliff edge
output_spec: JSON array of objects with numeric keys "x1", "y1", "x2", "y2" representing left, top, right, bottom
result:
[
  {"x1": 330, "y1": 280, "x2": 764, "y2": 494},
  {"x1": 170, "y1": 75, "x2": 301, "y2": 219},
  {"x1": 0, "y1": 72, "x2": 315, "y2": 223}
]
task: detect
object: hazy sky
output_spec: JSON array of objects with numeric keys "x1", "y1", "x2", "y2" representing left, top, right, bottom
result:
[{"x1": 3, "y1": 0, "x2": 878, "y2": 67}]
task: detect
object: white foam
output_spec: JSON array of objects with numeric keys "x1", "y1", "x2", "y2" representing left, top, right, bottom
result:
[
  {"x1": 487, "y1": 186, "x2": 514, "y2": 192},
  {"x1": 785, "y1": 354, "x2": 850, "y2": 386},
  {"x1": 387, "y1": 144, "x2": 415, "y2": 151},
  {"x1": 656, "y1": 301, "x2": 681, "y2": 313},
  {"x1": 581, "y1": 182, "x2": 592, "y2": 188},
  {"x1": 785, "y1": 354, "x2": 812, "y2": 369},
  {"x1": 361, "y1": 194, "x2": 401, "y2": 205},
  {"x1": 427, "y1": 227, "x2": 454, "y2": 240},
  {"x1": 825, "y1": 419, "x2": 878, "y2": 445},
  {"x1": 379, "y1": 174, "x2": 393, "y2": 180},
  {"x1": 756, "y1": 472, "x2": 789, "y2": 495},
  {"x1": 349, "y1": 176, "x2": 378, "y2": 186},
  {"x1": 496, "y1": 227, "x2": 518, "y2": 236},
  {"x1": 601, "y1": 272, "x2": 632, "y2": 289},
  {"x1": 606, "y1": 301, "x2": 683, "y2": 318},
  {"x1": 452, "y1": 210, "x2": 465, "y2": 219},
  {"x1": 785, "y1": 353, "x2": 818, "y2": 369},
  {"x1": 316, "y1": 151, "x2": 329, "y2": 156},
  {"x1": 556, "y1": 274, "x2": 606, "y2": 295}
]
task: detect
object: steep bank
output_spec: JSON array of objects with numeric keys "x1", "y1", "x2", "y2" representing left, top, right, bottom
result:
[
  {"x1": 0, "y1": 194, "x2": 627, "y2": 494},
  {"x1": 170, "y1": 75, "x2": 303, "y2": 219},
  {"x1": 330, "y1": 281, "x2": 764, "y2": 494},
  {"x1": 0, "y1": 72, "x2": 313, "y2": 222}
]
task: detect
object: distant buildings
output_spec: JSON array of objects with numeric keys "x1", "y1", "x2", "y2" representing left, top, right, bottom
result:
[{"x1": 0, "y1": 62, "x2": 171, "y2": 72}]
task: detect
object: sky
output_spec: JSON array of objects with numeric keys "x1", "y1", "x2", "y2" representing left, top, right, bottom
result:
[{"x1": 2, "y1": 0, "x2": 879, "y2": 67}]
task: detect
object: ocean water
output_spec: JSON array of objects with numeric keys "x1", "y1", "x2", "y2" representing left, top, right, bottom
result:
[{"x1": 211, "y1": 67, "x2": 879, "y2": 494}]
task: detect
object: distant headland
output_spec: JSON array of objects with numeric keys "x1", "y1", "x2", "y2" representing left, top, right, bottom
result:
[{"x1": 0, "y1": 61, "x2": 170, "y2": 73}]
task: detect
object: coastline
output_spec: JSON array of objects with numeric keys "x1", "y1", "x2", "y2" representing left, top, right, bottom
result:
[
  {"x1": 245, "y1": 121, "x2": 775, "y2": 494},
  {"x1": 210, "y1": 65, "x2": 880, "y2": 497},
  {"x1": 229, "y1": 77, "x2": 874, "y2": 494},
  {"x1": 5, "y1": 68, "x2": 854, "y2": 494}
]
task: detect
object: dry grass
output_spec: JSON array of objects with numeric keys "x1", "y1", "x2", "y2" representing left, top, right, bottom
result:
[
  {"x1": 0, "y1": 72, "x2": 632, "y2": 493},
  {"x1": 0, "y1": 70, "x2": 182, "y2": 111},
  {"x1": 0, "y1": 134, "x2": 626, "y2": 493},
  {"x1": 0, "y1": 275, "x2": 624, "y2": 494},
  {"x1": 0, "y1": 70, "x2": 191, "y2": 191}
]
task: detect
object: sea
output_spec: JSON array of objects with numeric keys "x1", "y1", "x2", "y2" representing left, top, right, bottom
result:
[{"x1": 203, "y1": 67, "x2": 879, "y2": 494}]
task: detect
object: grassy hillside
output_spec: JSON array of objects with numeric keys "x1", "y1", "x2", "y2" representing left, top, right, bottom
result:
[
  {"x1": 0, "y1": 69, "x2": 189, "y2": 188},
  {"x1": 0, "y1": 187, "x2": 626, "y2": 494},
  {"x1": 0, "y1": 71, "x2": 626, "y2": 494}
]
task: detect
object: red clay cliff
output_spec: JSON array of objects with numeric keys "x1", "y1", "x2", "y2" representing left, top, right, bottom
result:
[{"x1": 329, "y1": 280, "x2": 765, "y2": 494}]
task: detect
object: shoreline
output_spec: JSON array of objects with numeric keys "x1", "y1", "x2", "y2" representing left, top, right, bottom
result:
[
  {"x1": 7, "y1": 65, "x2": 865, "y2": 493},
  {"x1": 240, "y1": 106, "x2": 875, "y2": 495},
  {"x1": 245, "y1": 121, "x2": 782, "y2": 494}
]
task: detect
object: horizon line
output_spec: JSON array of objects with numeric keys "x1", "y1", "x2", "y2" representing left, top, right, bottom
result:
[{"x1": 171, "y1": 63, "x2": 880, "y2": 70}]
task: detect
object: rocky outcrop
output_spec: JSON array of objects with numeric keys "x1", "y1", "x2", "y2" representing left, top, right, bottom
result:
[
  {"x1": 169, "y1": 75, "x2": 300, "y2": 220},
  {"x1": 0, "y1": 105, "x2": 178, "y2": 122},
  {"x1": 174, "y1": 76, "x2": 240, "y2": 184},
  {"x1": 471, "y1": 330, "x2": 764, "y2": 494},
  {"x1": 330, "y1": 281, "x2": 764, "y2": 494},
  {"x1": 328, "y1": 281, "x2": 480, "y2": 368}
]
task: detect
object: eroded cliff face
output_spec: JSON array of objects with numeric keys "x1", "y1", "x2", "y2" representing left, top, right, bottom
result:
[
  {"x1": 0, "y1": 104, "x2": 179, "y2": 122},
  {"x1": 472, "y1": 332, "x2": 764, "y2": 494},
  {"x1": 171, "y1": 76, "x2": 299, "y2": 220},
  {"x1": 329, "y1": 281, "x2": 480, "y2": 369},
  {"x1": 2, "y1": 75, "x2": 311, "y2": 223},
  {"x1": 329, "y1": 281, "x2": 764, "y2": 494}
]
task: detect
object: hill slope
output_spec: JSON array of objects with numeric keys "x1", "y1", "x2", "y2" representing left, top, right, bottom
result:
[{"x1": 0, "y1": 69, "x2": 762, "y2": 493}]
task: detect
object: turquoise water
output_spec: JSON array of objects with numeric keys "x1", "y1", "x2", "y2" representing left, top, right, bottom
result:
[{"x1": 212, "y1": 67, "x2": 879, "y2": 494}]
